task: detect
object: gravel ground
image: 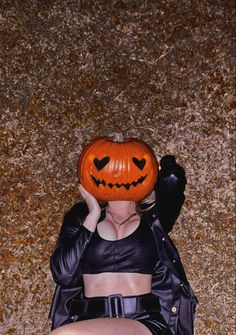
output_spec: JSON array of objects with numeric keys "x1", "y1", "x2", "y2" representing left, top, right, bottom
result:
[{"x1": 0, "y1": 1, "x2": 235, "y2": 334}]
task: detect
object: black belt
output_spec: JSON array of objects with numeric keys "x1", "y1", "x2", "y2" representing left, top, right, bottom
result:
[{"x1": 70, "y1": 293, "x2": 160, "y2": 319}]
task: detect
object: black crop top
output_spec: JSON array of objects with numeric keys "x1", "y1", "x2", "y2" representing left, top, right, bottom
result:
[{"x1": 81, "y1": 217, "x2": 158, "y2": 275}]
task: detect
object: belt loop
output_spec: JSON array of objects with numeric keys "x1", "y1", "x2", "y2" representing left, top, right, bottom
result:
[
  {"x1": 83, "y1": 299, "x2": 88, "y2": 315},
  {"x1": 136, "y1": 295, "x2": 140, "y2": 313}
]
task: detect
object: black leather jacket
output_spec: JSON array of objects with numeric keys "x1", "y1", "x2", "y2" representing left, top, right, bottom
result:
[{"x1": 49, "y1": 155, "x2": 198, "y2": 334}]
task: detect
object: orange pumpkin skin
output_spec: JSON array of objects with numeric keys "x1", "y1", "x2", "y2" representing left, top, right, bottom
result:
[{"x1": 77, "y1": 136, "x2": 158, "y2": 201}]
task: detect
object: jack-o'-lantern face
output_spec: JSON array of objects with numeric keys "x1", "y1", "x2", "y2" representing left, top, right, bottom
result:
[{"x1": 77, "y1": 134, "x2": 158, "y2": 201}]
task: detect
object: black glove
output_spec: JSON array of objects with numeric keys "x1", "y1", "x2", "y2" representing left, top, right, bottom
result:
[{"x1": 159, "y1": 155, "x2": 186, "y2": 184}]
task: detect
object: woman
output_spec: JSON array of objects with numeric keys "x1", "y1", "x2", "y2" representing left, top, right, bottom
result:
[{"x1": 49, "y1": 148, "x2": 198, "y2": 335}]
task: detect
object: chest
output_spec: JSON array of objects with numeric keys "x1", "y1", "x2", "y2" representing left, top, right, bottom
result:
[
  {"x1": 81, "y1": 218, "x2": 158, "y2": 274},
  {"x1": 96, "y1": 218, "x2": 141, "y2": 241}
]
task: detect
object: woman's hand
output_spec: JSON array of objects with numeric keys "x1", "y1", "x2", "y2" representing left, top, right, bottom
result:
[{"x1": 78, "y1": 184, "x2": 101, "y2": 231}]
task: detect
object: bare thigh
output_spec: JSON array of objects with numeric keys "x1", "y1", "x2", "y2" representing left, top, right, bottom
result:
[{"x1": 50, "y1": 318, "x2": 152, "y2": 335}]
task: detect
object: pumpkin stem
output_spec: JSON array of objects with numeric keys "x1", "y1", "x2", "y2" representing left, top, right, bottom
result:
[{"x1": 112, "y1": 133, "x2": 125, "y2": 142}]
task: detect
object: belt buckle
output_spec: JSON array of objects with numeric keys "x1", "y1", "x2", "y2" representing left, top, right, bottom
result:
[{"x1": 108, "y1": 294, "x2": 125, "y2": 318}]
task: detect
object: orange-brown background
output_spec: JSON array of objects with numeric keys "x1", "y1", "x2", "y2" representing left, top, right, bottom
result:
[{"x1": 0, "y1": 1, "x2": 235, "y2": 334}]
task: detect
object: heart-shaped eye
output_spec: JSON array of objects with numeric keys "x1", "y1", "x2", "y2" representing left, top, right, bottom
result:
[
  {"x1": 132, "y1": 157, "x2": 146, "y2": 170},
  {"x1": 94, "y1": 157, "x2": 110, "y2": 171}
]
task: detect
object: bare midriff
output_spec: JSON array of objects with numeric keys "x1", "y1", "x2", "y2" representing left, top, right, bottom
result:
[{"x1": 83, "y1": 272, "x2": 152, "y2": 297}]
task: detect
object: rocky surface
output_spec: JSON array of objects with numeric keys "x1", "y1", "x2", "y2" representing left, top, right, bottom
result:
[{"x1": 0, "y1": 1, "x2": 235, "y2": 334}]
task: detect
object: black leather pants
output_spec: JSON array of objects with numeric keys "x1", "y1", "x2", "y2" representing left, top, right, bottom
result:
[
  {"x1": 77, "y1": 310, "x2": 171, "y2": 335},
  {"x1": 70, "y1": 293, "x2": 171, "y2": 335}
]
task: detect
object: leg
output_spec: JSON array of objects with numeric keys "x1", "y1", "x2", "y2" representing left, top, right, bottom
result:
[{"x1": 50, "y1": 317, "x2": 153, "y2": 335}]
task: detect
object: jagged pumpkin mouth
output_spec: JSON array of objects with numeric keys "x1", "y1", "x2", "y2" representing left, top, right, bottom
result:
[{"x1": 91, "y1": 174, "x2": 147, "y2": 190}]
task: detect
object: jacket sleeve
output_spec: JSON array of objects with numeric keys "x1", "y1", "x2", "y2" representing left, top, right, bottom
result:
[
  {"x1": 50, "y1": 202, "x2": 94, "y2": 287},
  {"x1": 154, "y1": 155, "x2": 187, "y2": 234}
]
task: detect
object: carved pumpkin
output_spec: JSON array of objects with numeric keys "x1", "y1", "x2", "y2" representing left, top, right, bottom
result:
[{"x1": 77, "y1": 133, "x2": 158, "y2": 201}]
